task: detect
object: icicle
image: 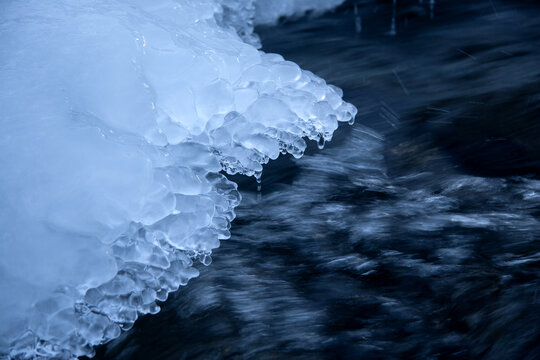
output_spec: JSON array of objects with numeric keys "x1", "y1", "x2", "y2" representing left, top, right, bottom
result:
[
  {"x1": 255, "y1": 172, "x2": 262, "y2": 192},
  {"x1": 389, "y1": 0, "x2": 397, "y2": 36},
  {"x1": 354, "y1": 3, "x2": 362, "y2": 33},
  {"x1": 317, "y1": 134, "x2": 326, "y2": 149},
  {"x1": 429, "y1": 0, "x2": 435, "y2": 20}
]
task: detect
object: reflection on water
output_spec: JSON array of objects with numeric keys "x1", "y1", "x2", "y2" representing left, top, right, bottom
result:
[{"x1": 94, "y1": 1, "x2": 540, "y2": 359}]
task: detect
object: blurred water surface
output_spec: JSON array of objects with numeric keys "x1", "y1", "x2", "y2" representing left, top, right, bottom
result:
[{"x1": 93, "y1": 1, "x2": 540, "y2": 359}]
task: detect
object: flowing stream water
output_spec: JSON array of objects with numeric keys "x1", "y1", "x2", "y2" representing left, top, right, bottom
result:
[{"x1": 93, "y1": 1, "x2": 540, "y2": 359}]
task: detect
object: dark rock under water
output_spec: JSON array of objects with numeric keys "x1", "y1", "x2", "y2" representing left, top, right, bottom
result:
[{"x1": 92, "y1": 1, "x2": 540, "y2": 359}]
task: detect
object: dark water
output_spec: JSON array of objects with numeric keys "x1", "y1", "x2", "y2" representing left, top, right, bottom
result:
[{"x1": 93, "y1": 1, "x2": 540, "y2": 359}]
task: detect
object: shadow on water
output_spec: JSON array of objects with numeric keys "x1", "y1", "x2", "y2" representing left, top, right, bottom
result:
[{"x1": 92, "y1": 1, "x2": 540, "y2": 359}]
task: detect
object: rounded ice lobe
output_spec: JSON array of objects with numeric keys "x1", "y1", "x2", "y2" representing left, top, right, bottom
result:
[{"x1": 0, "y1": 0, "x2": 356, "y2": 358}]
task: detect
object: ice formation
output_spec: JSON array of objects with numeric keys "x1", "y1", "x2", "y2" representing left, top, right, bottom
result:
[
  {"x1": 218, "y1": 0, "x2": 345, "y2": 46},
  {"x1": 0, "y1": 0, "x2": 355, "y2": 358},
  {"x1": 253, "y1": 0, "x2": 346, "y2": 25}
]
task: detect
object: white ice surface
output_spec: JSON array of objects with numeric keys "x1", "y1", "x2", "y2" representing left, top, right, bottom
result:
[
  {"x1": 217, "y1": 0, "x2": 346, "y2": 46},
  {"x1": 0, "y1": 0, "x2": 355, "y2": 358},
  {"x1": 254, "y1": 0, "x2": 346, "y2": 25}
]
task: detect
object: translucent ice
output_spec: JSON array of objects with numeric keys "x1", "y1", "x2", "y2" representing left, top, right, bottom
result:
[{"x1": 0, "y1": 0, "x2": 355, "y2": 358}]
